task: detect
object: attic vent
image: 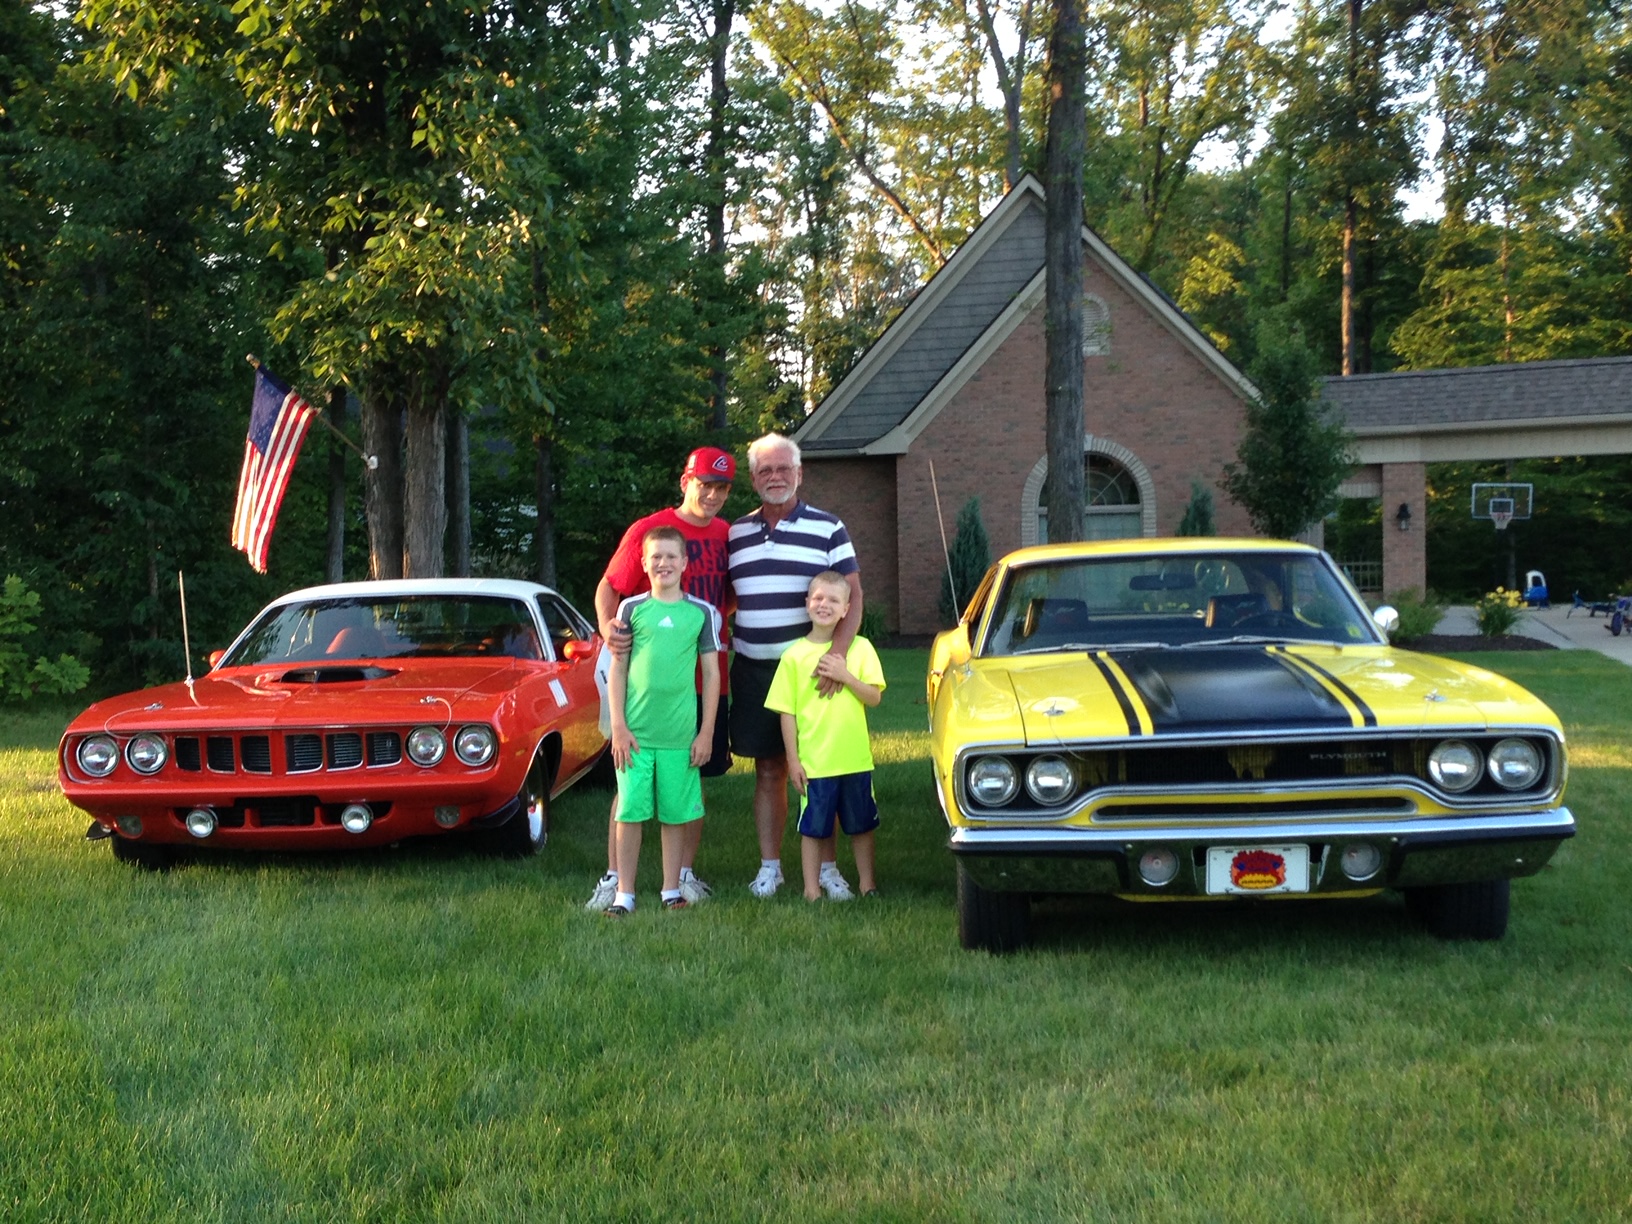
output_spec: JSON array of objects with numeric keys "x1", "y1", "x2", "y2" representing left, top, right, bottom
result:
[{"x1": 1082, "y1": 294, "x2": 1110, "y2": 356}]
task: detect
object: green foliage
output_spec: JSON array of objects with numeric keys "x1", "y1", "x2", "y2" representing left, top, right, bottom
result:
[
  {"x1": 1176, "y1": 482, "x2": 1216, "y2": 536},
  {"x1": 0, "y1": 577, "x2": 89, "y2": 701},
  {"x1": 1385, "y1": 588, "x2": 1446, "y2": 641},
  {"x1": 1475, "y1": 587, "x2": 1524, "y2": 637},
  {"x1": 938, "y1": 497, "x2": 991, "y2": 627},
  {"x1": 1222, "y1": 328, "x2": 1354, "y2": 538},
  {"x1": 858, "y1": 600, "x2": 889, "y2": 643}
]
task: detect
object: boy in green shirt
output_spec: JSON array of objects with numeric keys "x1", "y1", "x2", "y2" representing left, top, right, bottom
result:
[
  {"x1": 765, "y1": 570, "x2": 886, "y2": 901},
  {"x1": 607, "y1": 526, "x2": 723, "y2": 915}
]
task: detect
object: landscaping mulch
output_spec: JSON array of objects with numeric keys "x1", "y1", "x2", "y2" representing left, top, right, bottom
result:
[{"x1": 1400, "y1": 633, "x2": 1557, "y2": 652}]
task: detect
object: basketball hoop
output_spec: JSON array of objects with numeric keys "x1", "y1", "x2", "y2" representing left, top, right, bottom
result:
[{"x1": 1491, "y1": 511, "x2": 1512, "y2": 532}]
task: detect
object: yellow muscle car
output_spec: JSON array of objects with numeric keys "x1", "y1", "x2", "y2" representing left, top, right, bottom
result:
[{"x1": 928, "y1": 539, "x2": 1573, "y2": 952}]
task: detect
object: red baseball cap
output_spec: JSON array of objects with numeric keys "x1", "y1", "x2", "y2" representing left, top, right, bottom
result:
[{"x1": 683, "y1": 446, "x2": 736, "y2": 483}]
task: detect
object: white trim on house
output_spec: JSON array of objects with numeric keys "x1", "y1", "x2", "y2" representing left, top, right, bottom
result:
[{"x1": 1018, "y1": 436, "x2": 1159, "y2": 547}]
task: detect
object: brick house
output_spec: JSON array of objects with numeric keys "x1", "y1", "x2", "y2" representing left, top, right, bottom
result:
[
  {"x1": 793, "y1": 174, "x2": 1258, "y2": 636},
  {"x1": 792, "y1": 176, "x2": 1632, "y2": 634}
]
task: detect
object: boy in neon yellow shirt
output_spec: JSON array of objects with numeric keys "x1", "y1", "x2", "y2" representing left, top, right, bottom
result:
[{"x1": 764, "y1": 570, "x2": 886, "y2": 901}]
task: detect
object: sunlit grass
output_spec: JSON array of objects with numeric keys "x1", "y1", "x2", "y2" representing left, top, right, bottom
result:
[{"x1": 2, "y1": 651, "x2": 1630, "y2": 1219}]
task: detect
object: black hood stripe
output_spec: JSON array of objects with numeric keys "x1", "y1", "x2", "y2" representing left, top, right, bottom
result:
[
  {"x1": 1117, "y1": 647, "x2": 1356, "y2": 734},
  {"x1": 1089, "y1": 653, "x2": 1141, "y2": 736},
  {"x1": 1278, "y1": 651, "x2": 1377, "y2": 727}
]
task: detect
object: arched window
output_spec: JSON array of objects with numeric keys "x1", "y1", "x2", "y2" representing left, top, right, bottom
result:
[
  {"x1": 1082, "y1": 294, "x2": 1110, "y2": 356},
  {"x1": 1031, "y1": 453, "x2": 1148, "y2": 545}
]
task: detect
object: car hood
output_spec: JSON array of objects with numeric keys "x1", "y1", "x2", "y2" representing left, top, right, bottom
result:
[
  {"x1": 69, "y1": 661, "x2": 526, "y2": 734},
  {"x1": 993, "y1": 645, "x2": 1559, "y2": 745}
]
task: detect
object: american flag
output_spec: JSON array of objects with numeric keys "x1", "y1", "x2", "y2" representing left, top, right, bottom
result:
[{"x1": 231, "y1": 366, "x2": 316, "y2": 573}]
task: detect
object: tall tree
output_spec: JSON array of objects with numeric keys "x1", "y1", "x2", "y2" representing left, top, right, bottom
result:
[{"x1": 1043, "y1": 0, "x2": 1086, "y2": 543}]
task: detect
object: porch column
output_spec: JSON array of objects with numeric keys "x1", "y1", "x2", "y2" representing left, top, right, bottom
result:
[{"x1": 1381, "y1": 461, "x2": 1427, "y2": 598}]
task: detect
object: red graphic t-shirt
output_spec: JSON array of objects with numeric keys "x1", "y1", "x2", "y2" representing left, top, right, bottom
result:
[{"x1": 603, "y1": 507, "x2": 732, "y2": 687}]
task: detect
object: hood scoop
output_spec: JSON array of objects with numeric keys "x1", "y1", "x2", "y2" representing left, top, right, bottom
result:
[{"x1": 278, "y1": 666, "x2": 397, "y2": 684}]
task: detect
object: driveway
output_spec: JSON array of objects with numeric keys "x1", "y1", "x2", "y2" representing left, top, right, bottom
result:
[{"x1": 1435, "y1": 603, "x2": 1632, "y2": 667}]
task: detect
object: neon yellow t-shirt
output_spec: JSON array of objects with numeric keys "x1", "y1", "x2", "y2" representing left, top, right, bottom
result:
[{"x1": 763, "y1": 635, "x2": 886, "y2": 778}]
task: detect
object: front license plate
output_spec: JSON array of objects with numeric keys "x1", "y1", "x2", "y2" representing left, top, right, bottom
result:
[{"x1": 1205, "y1": 845, "x2": 1310, "y2": 895}]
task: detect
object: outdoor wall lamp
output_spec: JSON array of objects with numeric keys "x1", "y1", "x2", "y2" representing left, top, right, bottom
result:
[{"x1": 1396, "y1": 503, "x2": 1412, "y2": 531}]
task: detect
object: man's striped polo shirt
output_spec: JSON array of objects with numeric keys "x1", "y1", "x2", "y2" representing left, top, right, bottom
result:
[{"x1": 727, "y1": 500, "x2": 859, "y2": 661}]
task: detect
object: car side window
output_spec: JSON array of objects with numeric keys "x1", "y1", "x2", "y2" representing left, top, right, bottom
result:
[{"x1": 535, "y1": 595, "x2": 587, "y2": 661}]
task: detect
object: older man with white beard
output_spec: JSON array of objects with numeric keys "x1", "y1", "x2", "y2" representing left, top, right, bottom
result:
[{"x1": 727, "y1": 433, "x2": 865, "y2": 899}]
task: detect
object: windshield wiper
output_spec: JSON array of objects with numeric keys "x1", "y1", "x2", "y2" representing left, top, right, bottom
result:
[
  {"x1": 1177, "y1": 634, "x2": 1301, "y2": 648},
  {"x1": 1011, "y1": 640, "x2": 1169, "y2": 655}
]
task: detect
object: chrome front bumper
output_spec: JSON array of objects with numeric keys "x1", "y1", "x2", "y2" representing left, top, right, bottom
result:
[{"x1": 948, "y1": 808, "x2": 1576, "y2": 895}]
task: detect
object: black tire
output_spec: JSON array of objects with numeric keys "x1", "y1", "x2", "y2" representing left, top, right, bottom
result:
[
  {"x1": 956, "y1": 861, "x2": 1030, "y2": 953},
  {"x1": 109, "y1": 835, "x2": 175, "y2": 871},
  {"x1": 1611, "y1": 611, "x2": 1625, "y2": 637},
  {"x1": 482, "y1": 754, "x2": 551, "y2": 857},
  {"x1": 1405, "y1": 878, "x2": 1510, "y2": 940}
]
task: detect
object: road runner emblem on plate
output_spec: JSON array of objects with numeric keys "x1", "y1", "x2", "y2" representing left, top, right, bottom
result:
[{"x1": 1206, "y1": 845, "x2": 1310, "y2": 895}]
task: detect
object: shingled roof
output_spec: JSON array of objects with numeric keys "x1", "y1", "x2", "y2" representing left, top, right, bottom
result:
[
  {"x1": 795, "y1": 175, "x2": 1254, "y2": 457},
  {"x1": 1323, "y1": 357, "x2": 1632, "y2": 433}
]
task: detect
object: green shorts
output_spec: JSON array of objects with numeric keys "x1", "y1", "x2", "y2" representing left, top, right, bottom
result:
[{"x1": 615, "y1": 746, "x2": 704, "y2": 825}]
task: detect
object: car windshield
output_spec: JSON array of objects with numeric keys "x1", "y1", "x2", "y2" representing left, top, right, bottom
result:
[
  {"x1": 223, "y1": 596, "x2": 544, "y2": 665},
  {"x1": 981, "y1": 552, "x2": 1377, "y2": 656}
]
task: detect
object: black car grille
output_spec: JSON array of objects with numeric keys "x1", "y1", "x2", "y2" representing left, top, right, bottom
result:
[
  {"x1": 148, "y1": 729, "x2": 463, "y2": 776},
  {"x1": 327, "y1": 733, "x2": 364, "y2": 770}
]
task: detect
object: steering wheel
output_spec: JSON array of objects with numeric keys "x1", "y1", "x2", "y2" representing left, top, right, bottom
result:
[{"x1": 1231, "y1": 609, "x2": 1300, "y2": 633}]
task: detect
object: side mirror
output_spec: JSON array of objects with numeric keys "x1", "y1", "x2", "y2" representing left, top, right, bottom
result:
[
  {"x1": 207, "y1": 649, "x2": 226, "y2": 669},
  {"x1": 946, "y1": 626, "x2": 972, "y2": 666},
  {"x1": 1372, "y1": 605, "x2": 1400, "y2": 635},
  {"x1": 563, "y1": 638, "x2": 596, "y2": 660},
  {"x1": 927, "y1": 624, "x2": 972, "y2": 706}
]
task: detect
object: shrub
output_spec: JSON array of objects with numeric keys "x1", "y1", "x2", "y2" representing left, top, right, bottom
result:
[
  {"x1": 1176, "y1": 482, "x2": 1216, "y2": 536},
  {"x1": 938, "y1": 497, "x2": 991, "y2": 627},
  {"x1": 0, "y1": 576, "x2": 90, "y2": 702},
  {"x1": 1475, "y1": 587, "x2": 1524, "y2": 637},
  {"x1": 858, "y1": 601, "x2": 889, "y2": 643},
  {"x1": 1386, "y1": 589, "x2": 1446, "y2": 641}
]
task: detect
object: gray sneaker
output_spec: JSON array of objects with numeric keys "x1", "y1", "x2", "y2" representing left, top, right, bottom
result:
[
  {"x1": 679, "y1": 872, "x2": 712, "y2": 904},
  {"x1": 584, "y1": 872, "x2": 618, "y2": 912},
  {"x1": 819, "y1": 868, "x2": 855, "y2": 902}
]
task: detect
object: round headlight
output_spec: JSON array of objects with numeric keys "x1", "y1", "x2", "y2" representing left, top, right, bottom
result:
[
  {"x1": 1487, "y1": 738, "x2": 1542, "y2": 790},
  {"x1": 339, "y1": 803, "x2": 374, "y2": 834},
  {"x1": 1025, "y1": 755, "x2": 1076, "y2": 805},
  {"x1": 453, "y1": 724, "x2": 496, "y2": 767},
  {"x1": 125, "y1": 733, "x2": 168, "y2": 775},
  {"x1": 1339, "y1": 842, "x2": 1382, "y2": 881},
  {"x1": 185, "y1": 807, "x2": 217, "y2": 839},
  {"x1": 77, "y1": 735, "x2": 119, "y2": 777},
  {"x1": 406, "y1": 726, "x2": 446, "y2": 767},
  {"x1": 1138, "y1": 847, "x2": 1180, "y2": 886},
  {"x1": 1427, "y1": 740, "x2": 1482, "y2": 793},
  {"x1": 967, "y1": 756, "x2": 1019, "y2": 807}
]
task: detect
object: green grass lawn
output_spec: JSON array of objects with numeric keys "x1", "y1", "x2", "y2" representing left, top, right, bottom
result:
[{"x1": 4, "y1": 648, "x2": 1630, "y2": 1221}]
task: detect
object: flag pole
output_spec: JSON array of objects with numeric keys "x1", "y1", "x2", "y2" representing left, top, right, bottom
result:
[{"x1": 245, "y1": 355, "x2": 376, "y2": 468}]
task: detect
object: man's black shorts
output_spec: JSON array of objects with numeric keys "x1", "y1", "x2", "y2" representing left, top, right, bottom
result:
[{"x1": 728, "y1": 654, "x2": 785, "y2": 759}]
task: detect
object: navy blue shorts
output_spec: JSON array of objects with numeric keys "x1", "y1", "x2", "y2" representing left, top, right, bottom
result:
[{"x1": 798, "y1": 771, "x2": 879, "y2": 839}]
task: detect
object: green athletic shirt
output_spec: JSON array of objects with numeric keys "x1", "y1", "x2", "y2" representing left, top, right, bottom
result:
[
  {"x1": 617, "y1": 592, "x2": 723, "y2": 750},
  {"x1": 763, "y1": 635, "x2": 885, "y2": 778}
]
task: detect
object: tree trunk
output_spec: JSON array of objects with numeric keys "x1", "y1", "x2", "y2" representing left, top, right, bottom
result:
[
  {"x1": 446, "y1": 410, "x2": 470, "y2": 578},
  {"x1": 534, "y1": 434, "x2": 556, "y2": 587},
  {"x1": 704, "y1": 0, "x2": 735, "y2": 430},
  {"x1": 402, "y1": 367, "x2": 448, "y2": 578},
  {"x1": 361, "y1": 382, "x2": 404, "y2": 581},
  {"x1": 1043, "y1": 0, "x2": 1087, "y2": 544},
  {"x1": 1341, "y1": 192, "x2": 1357, "y2": 376},
  {"x1": 325, "y1": 386, "x2": 347, "y2": 584}
]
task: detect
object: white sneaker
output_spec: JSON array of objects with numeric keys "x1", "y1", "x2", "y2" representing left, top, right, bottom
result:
[
  {"x1": 748, "y1": 864, "x2": 784, "y2": 897},
  {"x1": 679, "y1": 871, "x2": 712, "y2": 904},
  {"x1": 819, "y1": 867, "x2": 855, "y2": 902},
  {"x1": 584, "y1": 872, "x2": 618, "y2": 912}
]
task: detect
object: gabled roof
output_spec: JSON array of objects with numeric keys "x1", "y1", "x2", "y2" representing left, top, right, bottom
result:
[
  {"x1": 794, "y1": 175, "x2": 1256, "y2": 457},
  {"x1": 1322, "y1": 357, "x2": 1632, "y2": 434}
]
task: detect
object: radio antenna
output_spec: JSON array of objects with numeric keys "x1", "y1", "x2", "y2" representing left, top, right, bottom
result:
[
  {"x1": 178, "y1": 570, "x2": 195, "y2": 686},
  {"x1": 929, "y1": 460, "x2": 958, "y2": 614}
]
